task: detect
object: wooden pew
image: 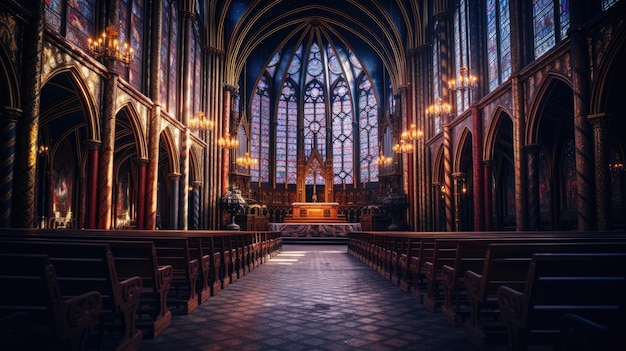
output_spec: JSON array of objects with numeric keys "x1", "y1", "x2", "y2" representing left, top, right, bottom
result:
[
  {"x1": 559, "y1": 312, "x2": 626, "y2": 351},
  {"x1": 497, "y1": 252, "x2": 626, "y2": 351},
  {"x1": 0, "y1": 253, "x2": 102, "y2": 351},
  {"x1": 464, "y1": 241, "x2": 626, "y2": 350},
  {"x1": 422, "y1": 238, "x2": 459, "y2": 312},
  {"x1": 0, "y1": 240, "x2": 143, "y2": 351}
]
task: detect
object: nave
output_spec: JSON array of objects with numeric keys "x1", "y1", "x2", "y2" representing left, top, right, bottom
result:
[{"x1": 140, "y1": 244, "x2": 474, "y2": 351}]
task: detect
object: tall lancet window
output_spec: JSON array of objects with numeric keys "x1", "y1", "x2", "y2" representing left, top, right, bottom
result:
[
  {"x1": 533, "y1": 0, "x2": 570, "y2": 58},
  {"x1": 486, "y1": 0, "x2": 511, "y2": 92},
  {"x1": 250, "y1": 75, "x2": 271, "y2": 183},
  {"x1": 249, "y1": 33, "x2": 379, "y2": 187},
  {"x1": 453, "y1": 0, "x2": 473, "y2": 112}
]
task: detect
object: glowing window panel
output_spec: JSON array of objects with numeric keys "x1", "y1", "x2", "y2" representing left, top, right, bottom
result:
[{"x1": 534, "y1": 0, "x2": 555, "y2": 58}]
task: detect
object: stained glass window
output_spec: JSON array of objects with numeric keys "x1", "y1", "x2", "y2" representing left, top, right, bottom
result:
[
  {"x1": 276, "y1": 81, "x2": 298, "y2": 184},
  {"x1": 358, "y1": 76, "x2": 378, "y2": 184},
  {"x1": 250, "y1": 38, "x2": 378, "y2": 187},
  {"x1": 432, "y1": 29, "x2": 443, "y2": 134},
  {"x1": 250, "y1": 76, "x2": 271, "y2": 183},
  {"x1": 117, "y1": 0, "x2": 144, "y2": 90},
  {"x1": 453, "y1": 0, "x2": 472, "y2": 112},
  {"x1": 45, "y1": 0, "x2": 95, "y2": 49},
  {"x1": 486, "y1": 0, "x2": 511, "y2": 92},
  {"x1": 533, "y1": 0, "x2": 570, "y2": 58}
]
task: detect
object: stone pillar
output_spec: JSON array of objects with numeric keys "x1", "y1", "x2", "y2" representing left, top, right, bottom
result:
[
  {"x1": 471, "y1": 105, "x2": 484, "y2": 231},
  {"x1": 570, "y1": 0, "x2": 595, "y2": 230},
  {"x1": 169, "y1": 173, "x2": 180, "y2": 229},
  {"x1": 145, "y1": 0, "x2": 163, "y2": 230},
  {"x1": 221, "y1": 87, "x2": 232, "y2": 196},
  {"x1": 13, "y1": 0, "x2": 44, "y2": 228},
  {"x1": 511, "y1": 75, "x2": 527, "y2": 230},
  {"x1": 525, "y1": 144, "x2": 542, "y2": 230},
  {"x1": 190, "y1": 181, "x2": 201, "y2": 230},
  {"x1": 84, "y1": 140, "x2": 100, "y2": 229},
  {"x1": 0, "y1": 107, "x2": 21, "y2": 227},
  {"x1": 135, "y1": 157, "x2": 148, "y2": 230},
  {"x1": 178, "y1": 7, "x2": 195, "y2": 230},
  {"x1": 483, "y1": 160, "x2": 493, "y2": 230},
  {"x1": 588, "y1": 113, "x2": 610, "y2": 231},
  {"x1": 96, "y1": 0, "x2": 121, "y2": 229},
  {"x1": 96, "y1": 69, "x2": 119, "y2": 229},
  {"x1": 453, "y1": 172, "x2": 466, "y2": 231}
]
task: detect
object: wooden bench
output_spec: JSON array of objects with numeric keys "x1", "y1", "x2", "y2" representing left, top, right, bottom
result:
[
  {"x1": 464, "y1": 241, "x2": 626, "y2": 350},
  {"x1": 498, "y1": 252, "x2": 626, "y2": 351},
  {"x1": 0, "y1": 253, "x2": 102, "y2": 351},
  {"x1": 0, "y1": 240, "x2": 143, "y2": 351},
  {"x1": 559, "y1": 312, "x2": 626, "y2": 351}
]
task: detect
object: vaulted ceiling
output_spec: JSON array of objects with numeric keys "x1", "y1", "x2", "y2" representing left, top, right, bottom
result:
[{"x1": 202, "y1": 0, "x2": 430, "y2": 93}]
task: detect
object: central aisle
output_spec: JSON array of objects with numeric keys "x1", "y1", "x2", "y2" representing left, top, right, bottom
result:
[{"x1": 141, "y1": 244, "x2": 477, "y2": 351}]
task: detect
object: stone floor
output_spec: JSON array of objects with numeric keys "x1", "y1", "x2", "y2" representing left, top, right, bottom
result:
[{"x1": 140, "y1": 244, "x2": 479, "y2": 351}]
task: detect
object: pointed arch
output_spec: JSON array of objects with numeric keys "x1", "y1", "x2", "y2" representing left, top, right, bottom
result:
[
  {"x1": 159, "y1": 127, "x2": 180, "y2": 174},
  {"x1": 117, "y1": 102, "x2": 148, "y2": 159},
  {"x1": 483, "y1": 106, "x2": 514, "y2": 161},
  {"x1": 0, "y1": 44, "x2": 20, "y2": 107},
  {"x1": 454, "y1": 127, "x2": 473, "y2": 172},
  {"x1": 526, "y1": 73, "x2": 572, "y2": 145}
]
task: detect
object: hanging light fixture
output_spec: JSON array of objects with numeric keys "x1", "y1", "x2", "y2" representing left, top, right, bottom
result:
[
  {"x1": 393, "y1": 139, "x2": 413, "y2": 154},
  {"x1": 218, "y1": 133, "x2": 239, "y2": 149},
  {"x1": 236, "y1": 152, "x2": 258, "y2": 168},
  {"x1": 401, "y1": 124, "x2": 424, "y2": 142},
  {"x1": 426, "y1": 97, "x2": 453, "y2": 118},
  {"x1": 88, "y1": 26, "x2": 134, "y2": 65},
  {"x1": 448, "y1": 66, "x2": 478, "y2": 91},
  {"x1": 188, "y1": 111, "x2": 215, "y2": 131}
]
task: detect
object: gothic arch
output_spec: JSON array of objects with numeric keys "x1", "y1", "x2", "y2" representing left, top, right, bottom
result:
[
  {"x1": 159, "y1": 127, "x2": 180, "y2": 174},
  {"x1": 0, "y1": 43, "x2": 19, "y2": 107},
  {"x1": 526, "y1": 73, "x2": 572, "y2": 145},
  {"x1": 116, "y1": 102, "x2": 148, "y2": 159},
  {"x1": 454, "y1": 127, "x2": 472, "y2": 173},
  {"x1": 483, "y1": 106, "x2": 513, "y2": 161}
]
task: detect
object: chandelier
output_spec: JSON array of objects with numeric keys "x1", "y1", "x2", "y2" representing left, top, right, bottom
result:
[
  {"x1": 188, "y1": 111, "x2": 215, "y2": 131},
  {"x1": 392, "y1": 139, "x2": 413, "y2": 154},
  {"x1": 426, "y1": 97, "x2": 453, "y2": 118},
  {"x1": 236, "y1": 152, "x2": 258, "y2": 168},
  {"x1": 401, "y1": 124, "x2": 423, "y2": 142},
  {"x1": 218, "y1": 134, "x2": 239, "y2": 149},
  {"x1": 88, "y1": 26, "x2": 134, "y2": 65},
  {"x1": 376, "y1": 153, "x2": 393, "y2": 166},
  {"x1": 448, "y1": 66, "x2": 477, "y2": 91}
]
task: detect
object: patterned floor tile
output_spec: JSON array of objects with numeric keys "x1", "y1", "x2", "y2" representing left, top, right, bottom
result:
[{"x1": 140, "y1": 244, "x2": 478, "y2": 351}]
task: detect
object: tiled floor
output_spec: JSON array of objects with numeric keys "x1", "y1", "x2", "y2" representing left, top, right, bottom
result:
[{"x1": 140, "y1": 244, "x2": 478, "y2": 351}]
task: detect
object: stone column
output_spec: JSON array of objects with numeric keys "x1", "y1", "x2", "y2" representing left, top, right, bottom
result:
[
  {"x1": 190, "y1": 181, "x2": 201, "y2": 230},
  {"x1": 471, "y1": 105, "x2": 484, "y2": 230},
  {"x1": 13, "y1": 0, "x2": 44, "y2": 228},
  {"x1": 0, "y1": 107, "x2": 21, "y2": 227},
  {"x1": 453, "y1": 172, "x2": 466, "y2": 231},
  {"x1": 483, "y1": 160, "x2": 493, "y2": 230},
  {"x1": 96, "y1": 0, "x2": 121, "y2": 229},
  {"x1": 135, "y1": 157, "x2": 148, "y2": 230},
  {"x1": 169, "y1": 173, "x2": 180, "y2": 229},
  {"x1": 588, "y1": 113, "x2": 610, "y2": 230},
  {"x1": 524, "y1": 144, "x2": 542, "y2": 230},
  {"x1": 145, "y1": 0, "x2": 163, "y2": 230},
  {"x1": 570, "y1": 0, "x2": 595, "y2": 230},
  {"x1": 84, "y1": 140, "x2": 100, "y2": 229},
  {"x1": 177, "y1": 7, "x2": 195, "y2": 230}
]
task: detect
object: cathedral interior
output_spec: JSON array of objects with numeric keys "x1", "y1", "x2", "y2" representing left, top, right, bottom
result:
[{"x1": 1, "y1": 0, "x2": 625, "y2": 233}]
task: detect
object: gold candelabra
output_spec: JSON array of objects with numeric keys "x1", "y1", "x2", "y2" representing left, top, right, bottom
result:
[
  {"x1": 88, "y1": 26, "x2": 134, "y2": 65},
  {"x1": 188, "y1": 111, "x2": 215, "y2": 131},
  {"x1": 218, "y1": 134, "x2": 239, "y2": 149}
]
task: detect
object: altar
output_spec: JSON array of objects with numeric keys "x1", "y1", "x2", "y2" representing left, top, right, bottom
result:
[
  {"x1": 284, "y1": 202, "x2": 345, "y2": 223},
  {"x1": 268, "y1": 222, "x2": 362, "y2": 238}
]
